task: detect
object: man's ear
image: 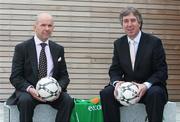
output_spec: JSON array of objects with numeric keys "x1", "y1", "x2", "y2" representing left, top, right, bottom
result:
[{"x1": 33, "y1": 24, "x2": 36, "y2": 32}]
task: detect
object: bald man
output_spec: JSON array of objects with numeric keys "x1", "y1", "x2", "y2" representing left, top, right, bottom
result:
[{"x1": 7, "y1": 13, "x2": 74, "y2": 122}]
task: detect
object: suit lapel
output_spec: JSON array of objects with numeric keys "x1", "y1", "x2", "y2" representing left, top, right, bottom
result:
[
  {"x1": 125, "y1": 40, "x2": 133, "y2": 70},
  {"x1": 49, "y1": 41, "x2": 58, "y2": 71},
  {"x1": 134, "y1": 33, "x2": 146, "y2": 70},
  {"x1": 27, "y1": 38, "x2": 39, "y2": 79},
  {"x1": 120, "y1": 37, "x2": 133, "y2": 70}
]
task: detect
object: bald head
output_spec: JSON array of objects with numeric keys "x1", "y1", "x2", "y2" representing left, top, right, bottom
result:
[
  {"x1": 35, "y1": 12, "x2": 54, "y2": 25},
  {"x1": 33, "y1": 12, "x2": 54, "y2": 42}
]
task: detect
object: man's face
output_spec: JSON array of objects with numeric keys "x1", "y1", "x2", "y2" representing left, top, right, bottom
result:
[
  {"x1": 34, "y1": 15, "x2": 54, "y2": 42},
  {"x1": 122, "y1": 13, "x2": 141, "y2": 39}
]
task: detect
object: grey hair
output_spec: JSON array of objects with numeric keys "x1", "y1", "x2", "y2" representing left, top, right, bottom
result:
[{"x1": 119, "y1": 7, "x2": 143, "y2": 30}]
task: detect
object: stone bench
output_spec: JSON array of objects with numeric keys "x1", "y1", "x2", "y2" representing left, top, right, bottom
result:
[
  {"x1": 3, "y1": 103, "x2": 57, "y2": 122},
  {"x1": 120, "y1": 102, "x2": 176, "y2": 122},
  {"x1": 3, "y1": 102, "x2": 176, "y2": 122}
]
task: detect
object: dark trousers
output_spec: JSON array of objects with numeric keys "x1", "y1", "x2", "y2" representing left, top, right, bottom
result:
[
  {"x1": 16, "y1": 92, "x2": 74, "y2": 122},
  {"x1": 100, "y1": 85, "x2": 168, "y2": 122}
]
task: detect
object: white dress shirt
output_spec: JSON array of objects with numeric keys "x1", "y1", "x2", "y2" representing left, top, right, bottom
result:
[
  {"x1": 34, "y1": 34, "x2": 54, "y2": 77},
  {"x1": 127, "y1": 31, "x2": 141, "y2": 59}
]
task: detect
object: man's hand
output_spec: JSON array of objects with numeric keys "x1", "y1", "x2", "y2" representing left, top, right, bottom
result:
[
  {"x1": 133, "y1": 82, "x2": 148, "y2": 98},
  {"x1": 114, "y1": 81, "x2": 125, "y2": 98},
  {"x1": 28, "y1": 87, "x2": 46, "y2": 102}
]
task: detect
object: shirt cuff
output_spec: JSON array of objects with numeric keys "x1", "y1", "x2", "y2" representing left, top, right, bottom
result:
[
  {"x1": 143, "y1": 82, "x2": 152, "y2": 89},
  {"x1": 113, "y1": 81, "x2": 119, "y2": 87},
  {"x1": 26, "y1": 85, "x2": 34, "y2": 92}
]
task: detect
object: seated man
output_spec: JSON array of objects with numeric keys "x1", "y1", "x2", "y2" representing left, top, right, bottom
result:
[
  {"x1": 6, "y1": 12, "x2": 74, "y2": 122},
  {"x1": 100, "y1": 6, "x2": 168, "y2": 122}
]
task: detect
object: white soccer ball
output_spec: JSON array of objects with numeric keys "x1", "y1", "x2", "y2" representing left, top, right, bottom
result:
[
  {"x1": 115, "y1": 82, "x2": 140, "y2": 106},
  {"x1": 36, "y1": 77, "x2": 61, "y2": 101}
]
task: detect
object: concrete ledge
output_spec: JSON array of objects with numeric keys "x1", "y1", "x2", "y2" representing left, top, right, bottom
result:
[
  {"x1": 120, "y1": 102, "x2": 176, "y2": 122},
  {"x1": 3, "y1": 103, "x2": 57, "y2": 122},
  {"x1": 4, "y1": 102, "x2": 176, "y2": 122}
]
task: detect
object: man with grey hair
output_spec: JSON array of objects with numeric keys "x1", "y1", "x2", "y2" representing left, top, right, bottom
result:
[
  {"x1": 100, "y1": 7, "x2": 168, "y2": 122},
  {"x1": 7, "y1": 12, "x2": 74, "y2": 122}
]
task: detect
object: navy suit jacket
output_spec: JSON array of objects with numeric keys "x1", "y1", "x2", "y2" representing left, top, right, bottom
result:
[
  {"x1": 109, "y1": 32, "x2": 168, "y2": 89},
  {"x1": 7, "y1": 37, "x2": 70, "y2": 105}
]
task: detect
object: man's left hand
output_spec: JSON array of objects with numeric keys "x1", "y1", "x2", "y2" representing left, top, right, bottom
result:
[{"x1": 133, "y1": 82, "x2": 148, "y2": 98}]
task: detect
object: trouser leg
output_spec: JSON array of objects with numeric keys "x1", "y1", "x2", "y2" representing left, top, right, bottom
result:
[
  {"x1": 50, "y1": 92, "x2": 74, "y2": 122},
  {"x1": 100, "y1": 85, "x2": 120, "y2": 122},
  {"x1": 141, "y1": 85, "x2": 168, "y2": 122},
  {"x1": 17, "y1": 92, "x2": 38, "y2": 122}
]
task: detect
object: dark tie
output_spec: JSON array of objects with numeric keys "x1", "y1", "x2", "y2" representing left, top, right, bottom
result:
[{"x1": 39, "y1": 43, "x2": 47, "y2": 79}]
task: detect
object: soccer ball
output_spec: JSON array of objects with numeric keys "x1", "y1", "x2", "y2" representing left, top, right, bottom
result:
[
  {"x1": 36, "y1": 77, "x2": 61, "y2": 101},
  {"x1": 115, "y1": 82, "x2": 140, "y2": 106}
]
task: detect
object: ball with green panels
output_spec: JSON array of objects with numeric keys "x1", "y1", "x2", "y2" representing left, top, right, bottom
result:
[{"x1": 36, "y1": 77, "x2": 61, "y2": 101}]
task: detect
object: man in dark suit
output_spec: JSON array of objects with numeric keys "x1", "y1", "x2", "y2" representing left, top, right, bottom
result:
[
  {"x1": 100, "y1": 7, "x2": 168, "y2": 122},
  {"x1": 7, "y1": 12, "x2": 74, "y2": 122}
]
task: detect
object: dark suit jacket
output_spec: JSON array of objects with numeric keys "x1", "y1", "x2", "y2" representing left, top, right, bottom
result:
[
  {"x1": 7, "y1": 37, "x2": 70, "y2": 105},
  {"x1": 109, "y1": 32, "x2": 168, "y2": 88}
]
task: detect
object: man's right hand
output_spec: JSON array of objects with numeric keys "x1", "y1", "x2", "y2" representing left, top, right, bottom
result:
[
  {"x1": 114, "y1": 81, "x2": 125, "y2": 98},
  {"x1": 28, "y1": 87, "x2": 46, "y2": 102}
]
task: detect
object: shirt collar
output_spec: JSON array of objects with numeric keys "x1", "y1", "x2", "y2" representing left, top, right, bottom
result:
[
  {"x1": 34, "y1": 34, "x2": 49, "y2": 46},
  {"x1": 128, "y1": 31, "x2": 141, "y2": 44}
]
